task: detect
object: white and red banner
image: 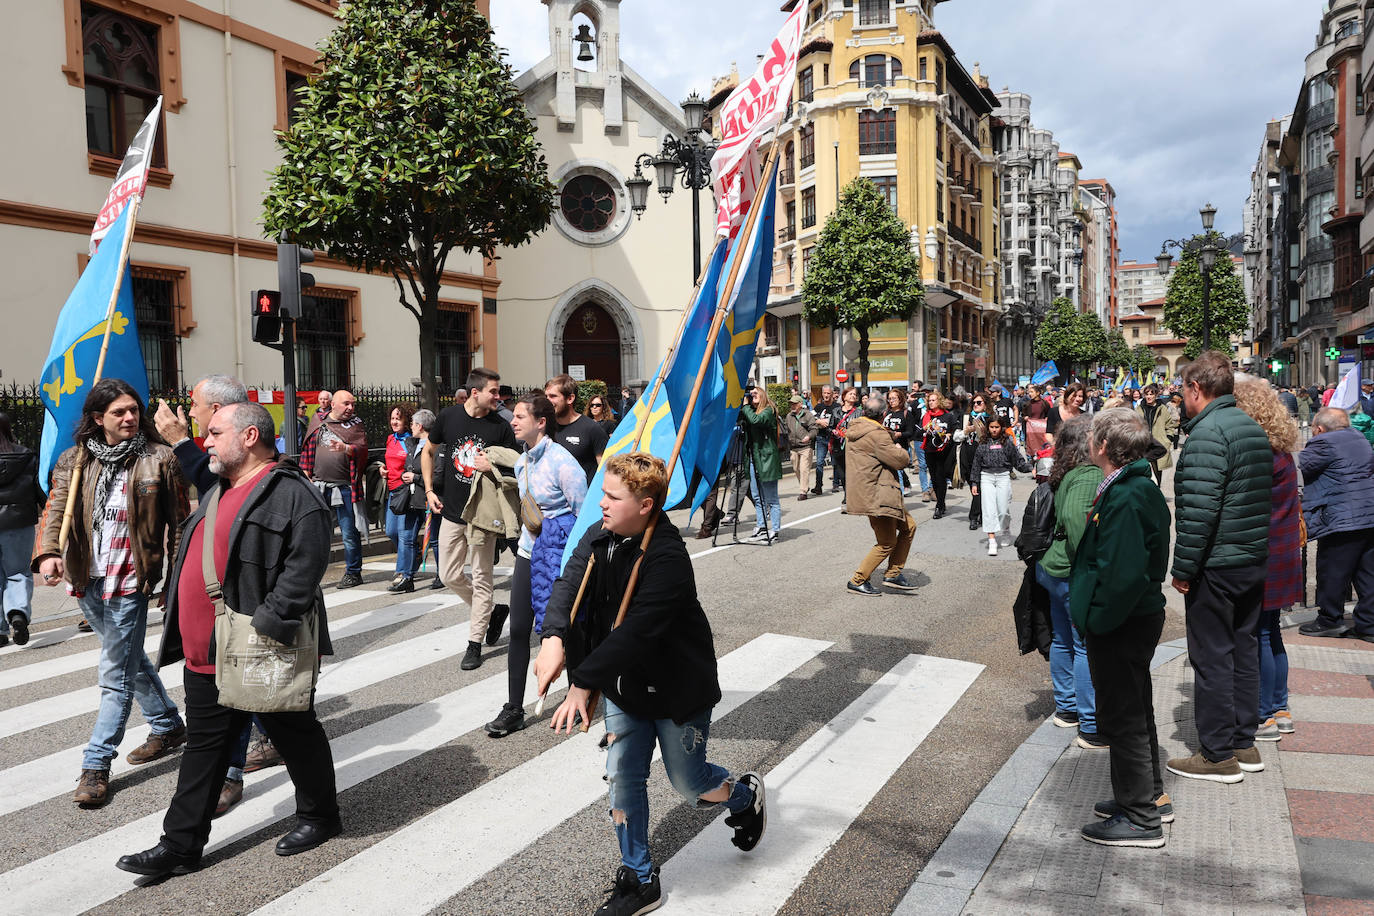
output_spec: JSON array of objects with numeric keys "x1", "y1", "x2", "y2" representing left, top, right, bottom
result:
[
  {"x1": 710, "y1": 4, "x2": 804, "y2": 238},
  {"x1": 89, "y1": 96, "x2": 162, "y2": 255}
]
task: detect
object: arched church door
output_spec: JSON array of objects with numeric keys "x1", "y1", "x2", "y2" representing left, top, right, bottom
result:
[{"x1": 561, "y1": 301, "x2": 621, "y2": 388}]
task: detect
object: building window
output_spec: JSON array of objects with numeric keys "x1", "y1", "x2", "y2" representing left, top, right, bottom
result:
[
  {"x1": 802, "y1": 246, "x2": 815, "y2": 276},
  {"x1": 560, "y1": 174, "x2": 617, "y2": 233},
  {"x1": 800, "y1": 123, "x2": 816, "y2": 168},
  {"x1": 1132, "y1": 327, "x2": 1139, "y2": 339},
  {"x1": 434, "y1": 302, "x2": 473, "y2": 392},
  {"x1": 858, "y1": 109, "x2": 896, "y2": 155},
  {"x1": 936, "y1": 182, "x2": 944, "y2": 223},
  {"x1": 935, "y1": 60, "x2": 944, "y2": 94},
  {"x1": 798, "y1": 66, "x2": 814, "y2": 102},
  {"x1": 81, "y1": 5, "x2": 166, "y2": 167},
  {"x1": 871, "y1": 176, "x2": 898, "y2": 212},
  {"x1": 936, "y1": 120, "x2": 943, "y2": 159},
  {"x1": 131, "y1": 268, "x2": 181, "y2": 389},
  {"x1": 858, "y1": 0, "x2": 890, "y2": 26},
  {"x1": 847, "y1": 54, "x2": 901, "y2": 87},
  {"x1": 808, "y1": 3, "x2": 822, "y2": 25},
  {"x1": 295, "y1": 291, "x2": 352, "y2": 392},
  {"x1": 802, "y1": 187, "x2": 817, "y2": 228},
  {"x1": 919, "y1": 57, "x2": 928, "y2": 80}
]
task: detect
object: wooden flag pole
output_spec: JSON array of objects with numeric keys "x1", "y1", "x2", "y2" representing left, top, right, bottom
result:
[
  {"x1": 577, "y1": 146, "x2": 780, "y2": 729},
  {"x1": 57, "y1": 194, "x2": 144, "y2": 553}
]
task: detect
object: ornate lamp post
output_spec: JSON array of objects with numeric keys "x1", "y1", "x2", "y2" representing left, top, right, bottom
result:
[
  {"x1": 625, "y1": 91, "x2": 718, "y2": 279},
  {"x1": 1157, "y1": 202, "x2": 1224, "y2": 350}
]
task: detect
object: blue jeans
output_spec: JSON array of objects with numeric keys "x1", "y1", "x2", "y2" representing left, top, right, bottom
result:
[
  {"x1": 1257, "y1": 609, "x2": 1289, "y2": 720},
  {"x1": 331, "y1": 488, "x2": 362, "y2": 576},
  {"x1": 748, "y1": 470, "x2": 781, "y2": 534},
  {"x1": 80, "y1": 580, "x2": 182, "y2": 769},
  {"x1": 1036, "y1": 564, "x2": 1096, "y2": 734},
  {"x1": 814, "y1": 437, "x2": 832, "y2": 491},
  {"x1": 385, "y1": 502, "x2": 423, "y2": 578},
  {"x1": 603, "y1": 698, "x2": 754, "y2": 881},
  {"x1": 914, "y1": 445, "x2": 930, "y2": 491},
  {"x1": 0, "y1": 525, "x2": 35, "y2": 634}
]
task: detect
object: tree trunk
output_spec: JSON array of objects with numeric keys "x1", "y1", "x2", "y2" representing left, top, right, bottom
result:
[
  {"x1": 859, "y1": 328, "x2": 871, "y2": 392},
  {"x1": 418, "y1": 278, "x2": 441, "y2": 412}
]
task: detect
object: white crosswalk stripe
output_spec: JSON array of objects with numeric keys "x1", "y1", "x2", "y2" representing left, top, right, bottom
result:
[{"x1": 0, "y1": 586, "x2": 985, "y2": 916}]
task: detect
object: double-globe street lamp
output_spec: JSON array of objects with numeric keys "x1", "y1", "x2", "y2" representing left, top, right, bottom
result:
[
  {"x1": 1156, "y1": 202, "x2": 1248, "y2": 352},
  {"x1": 625, "y1": 91, "x2": 718, "y2": 280}
]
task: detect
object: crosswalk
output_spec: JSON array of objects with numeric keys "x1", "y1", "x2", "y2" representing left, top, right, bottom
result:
[{"x1": 0, "y1": 583, "x2": 985, "y2": 915}]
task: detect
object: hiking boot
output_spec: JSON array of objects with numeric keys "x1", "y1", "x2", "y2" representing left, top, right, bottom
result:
[
  {"x1": 486, "y1": 604, "x2": 510, "y2": 646},
  {"x1": 7, "y1": 611, "x2": 29, "y2": 646},
  {"x1": 1274, "y1": 710, "x2": 1295, "y2": 734},
  {"x1": 1052, "y1": 710, "x2": 1079, "y2": 728},
  {"x1": 1235, "y1": 745, "x2": 1265, "y2": 773},
  {"x1": 595, "y1": 865, "x2": 662, "y2": 916},
  {"x1": 1094, "y1": 793, "x2": 1174, "y2": 824},
  {"x1": 882, "y1": 572, "x2": 919, "y2": 591},
  {"x1": 725, "y1": 771, "x2": 767, "y2": 851},
  {"x1": 243, "y1": 735, "x2": 284, "y2": 773},
  {"x1": 1255, "y1": 718, "x2": 1281, "y2": 741},
  {"x1": 1299, "y1": 619, "x2": 1346, "y2": 638},
  {"x1": 214, "y1": 778, "x2": 244, "y2": 818},
  {"x1": 847, "y1": 580, "x2": 882, "y2": 597},
  {"x1": 74, "y1": 768, "x2": 110, "y2": 807},
  {"x1": 461, "y1": 640, "x2": 483, "y2": 671},
  {"x1": 485, "y1": 704, "x2": 527, "y2": 738},
  {"x1": 336, "y1": 573, "x2": 364, "y2": 590},
  {"x1": 1166, "y1": 751, "x2": 1243, "y2": 784},
  {"x1": 1080, "y1": 813, "x2": 1165, "y2": 848},
  {"x1": 127, "y1": 725, "x2": 187, "y2": 765},
  {"x1": 1076, "y1": 731, "x2": 1109, "y2": 750}
]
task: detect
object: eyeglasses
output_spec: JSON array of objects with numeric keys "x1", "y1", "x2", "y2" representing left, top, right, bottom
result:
[{"x1": 972, "y1": 400, "x2": 984, "y2": 405}]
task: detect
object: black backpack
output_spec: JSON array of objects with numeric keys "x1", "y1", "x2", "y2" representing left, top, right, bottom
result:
[{"x1": 1014, "y1": 480, "x2": 1061, "y2": 563}]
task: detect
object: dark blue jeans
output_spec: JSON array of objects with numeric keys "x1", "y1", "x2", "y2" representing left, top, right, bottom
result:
[
  {"x1": 331, "y1": 488, "x2": 362, "y2": 576},
  {"x1": 1257, "y1": 609, "x2": 1289, "y2": 720}
]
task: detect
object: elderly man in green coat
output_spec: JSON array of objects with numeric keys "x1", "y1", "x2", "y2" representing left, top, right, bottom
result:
[{"x1": 1166, "y1": 352, "x2": 1273, "y2": 785}]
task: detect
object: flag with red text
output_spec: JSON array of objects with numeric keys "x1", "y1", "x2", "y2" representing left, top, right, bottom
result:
[
  {"x1": 89, "y1": 97, "x2": 162, "y2": 255},
  {"x1": 709, "y1": 4, "x2": 803, "y2": 237}
]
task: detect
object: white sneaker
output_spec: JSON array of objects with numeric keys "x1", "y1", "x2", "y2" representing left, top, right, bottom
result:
[{"x1": 988, "y1": 540, "x2": 998, "y2": 556}]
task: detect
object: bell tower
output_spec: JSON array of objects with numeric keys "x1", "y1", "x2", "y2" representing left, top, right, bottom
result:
[{"x1": 543, "y1": 0, "x2": 623, "y2": 132}]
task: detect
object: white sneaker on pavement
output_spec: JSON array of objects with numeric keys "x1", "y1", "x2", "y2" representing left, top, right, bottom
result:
[{"x1": 987, "y1": 539, "x2": 998, "y2": 556}]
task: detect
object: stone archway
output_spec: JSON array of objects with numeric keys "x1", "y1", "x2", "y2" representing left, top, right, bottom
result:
[{"x1": 547, "y1": 280, "x2": 642, "y2": 387}]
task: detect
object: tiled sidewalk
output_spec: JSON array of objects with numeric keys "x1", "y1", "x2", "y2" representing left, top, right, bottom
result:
[{"x1": 913, "y1": 626, "x2": 1374, "y2": 915}]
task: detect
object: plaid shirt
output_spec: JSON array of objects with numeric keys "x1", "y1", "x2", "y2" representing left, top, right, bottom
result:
[
  {"x1": 1094, "y1": 465, "x2": 1126, "y2": 503},
  {"x1": 299, "y1": 420, "x2": 365, "y2": 504},
  {"x1": 1265, "y1": 452, "x2": 1303, "y2": 611},
  {"x1": 82, "y1": 468, "x2": 138, "y2": 600}
]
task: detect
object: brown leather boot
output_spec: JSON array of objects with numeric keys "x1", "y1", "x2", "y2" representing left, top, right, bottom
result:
[
  {"x1": 74, "y1": 768, "x2": 110, "y2": 807},
  {"x1": 127, "y1": 725, "x2": 187, "y2": 765},
  {"x1": 214, "y1": 778, "x2": 244, "y2": 818}
]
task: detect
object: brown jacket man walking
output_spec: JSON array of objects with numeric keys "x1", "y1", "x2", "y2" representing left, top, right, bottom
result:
[{"x1": 844, "y1": 397, "x2": 920, "y2": 596}]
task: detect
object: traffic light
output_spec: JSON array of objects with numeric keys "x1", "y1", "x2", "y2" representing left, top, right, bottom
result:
[
  {"x1": 277, "y1": 242, "x2": 315, "y2": 318},
  {"x1": 251, "y1": 289, "x2": 282, "y2": 344},
  {"x1": 1325, "y1": 346, "x2": 1341, "y2": 360}
]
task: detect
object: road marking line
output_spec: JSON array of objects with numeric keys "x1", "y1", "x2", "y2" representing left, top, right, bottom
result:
[
  {"x1": 0, "y1": 605, "x2": 466, "y2": 819},
  {"x1": 249, "y1": 633, "x2": 833, "y2": 916},
  {"x1": 661, "y1": 653, "x2": 984, "y2": 914},
  {"x1": 689, "y1": 506, "x2": 844, "y2": 560}
]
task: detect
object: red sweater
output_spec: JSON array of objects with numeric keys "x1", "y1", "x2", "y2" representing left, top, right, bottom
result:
[{"x1": 384, "y1": 433, "x2": 410, "y2": 491}]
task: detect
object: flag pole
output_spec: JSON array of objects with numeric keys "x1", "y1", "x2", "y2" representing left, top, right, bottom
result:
[
  {"x1": 57, "y1": 194, "x2": 145, "y2": 553},
  {"x1": 577, "y1": 145, "x2": 780, "y2": 730}
]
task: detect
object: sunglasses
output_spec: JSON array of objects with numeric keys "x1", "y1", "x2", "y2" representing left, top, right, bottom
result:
[{"x1": 973, "y1": 400, "x2": 985, "y2": 405}]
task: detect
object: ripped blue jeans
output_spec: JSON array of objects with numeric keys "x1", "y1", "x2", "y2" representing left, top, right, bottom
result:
[{"x1": 603, "y1": 698, "x2": 754, "y2": 881}]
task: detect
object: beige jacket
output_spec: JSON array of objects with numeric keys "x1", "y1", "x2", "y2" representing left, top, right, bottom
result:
[
  {"x1": 843, "y1": 417, "x2": 911, "y2": 520},
  {"x1": 461, "y1": 445, "x2": 521, "y2": 545}
]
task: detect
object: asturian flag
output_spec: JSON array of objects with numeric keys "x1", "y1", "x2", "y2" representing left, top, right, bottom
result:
[
  {"x1": 38, "y1": 204, "x2": 149, "y2": 488},
  {"x1": 1031, "y1": 361, "x2": 1059, "y2": 386},
  {"x1": 90, "y1": 98, "x2": 162, "y2": 255},
  {"x1": 710, "y1": 3, "x2": 804, "y2": 237}
]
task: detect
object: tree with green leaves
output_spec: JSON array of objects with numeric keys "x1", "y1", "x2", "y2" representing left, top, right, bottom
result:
[
  {"x1": 802, "y1": 178, "x2": 924, "y2": 389},
  {"x1": 1032, "y1": 297, "x2": 1108, "y2": 381},
  {"x1": 1162, "y1": 233, "x2": 1246, "y2": 361},
  {"x1": 1102, "y1": 327, "x2": 1132, "y2": 373},
  {"x1": 263, "y1": 0, "x2": 555, "y2": 409},
  {"x1": 1128, "y1": 343, "x2": 1157, "y2": 380}
]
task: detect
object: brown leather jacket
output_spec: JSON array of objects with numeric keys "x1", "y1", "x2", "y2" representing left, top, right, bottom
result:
[{"x1": 32, "y1": 442, "x2": 190, "y2": 595}]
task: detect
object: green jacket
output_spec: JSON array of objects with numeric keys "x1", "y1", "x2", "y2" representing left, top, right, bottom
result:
[
  {"x1": 1039, "y1": 463, "x2": 1104, "y2": 579},
  {"x1": 1069, "y1": 460, "x2": 1172, "y2": 635},
  {"x1": 1170, "y1": 394, "x2": 1272, "y2": 583},
  {"x1": 1352, "y1": 411, "x2": 1374, "y2": 449},
  {"x1": 740, "y1": 404, "x2": 782, "y2": 482}
]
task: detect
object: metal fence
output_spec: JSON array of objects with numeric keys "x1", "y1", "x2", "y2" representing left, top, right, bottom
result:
[{"x1": 0, "y1": 382, "x2": 192, "y2": 451}]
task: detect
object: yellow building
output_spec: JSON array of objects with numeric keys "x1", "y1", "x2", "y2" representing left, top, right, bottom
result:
[{"x1": 710, "y1": 0, "x2": 1003, "y2": 394}]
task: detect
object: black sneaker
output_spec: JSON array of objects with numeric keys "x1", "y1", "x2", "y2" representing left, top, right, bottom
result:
[
  {"x1": 725, "y1": 771, "x2": 766, "y2": 851},
  {"x1": 336, "y1": 573, "x2": 364, "y2": 590},
  {"x1": 846, "y1": 580, "x2": 882, "y2": 597},
  {"x1": 429, "y1": 576, "x2": 446, "y2": 590},
  {"x1": 1299, "y1": 619, "x2": 1346, "y2": 637},
  {"x1": 1094, "y1": 793, "x2": 1174, "y2": 824},
  {"x1": 485, "y1": 703, "x2": 526, "y2": 738},
  {"x1": 460, "y1": 641, "x2": 482, "y2": 671},
  {"x1": 386, "y1": 576, "x2": 414, "y2": 594},
  {"x1": 485, "y1": 604, "x2": 510, "y2": 646},
  {"x1": 1076, "y1": 731, "x2": 1110, "y2": 750},
  {"x1": 7, "y1": 612, "x2": 29, "y2": 646},
  {"x1": 1052, "y1": 710, "x2": 1079, "y2": 728},
  {"x1": 882, "y1": 573, "x2": 919, "y2": 591},
  {"x1": 594, "y1": 865, "x2": 662, "y2": 916},
  {"x1": 1080, "y1": 813, "x2": 1165, "y2": 848},
  {"x1": 0, "y1": 633, "x2": 7, "y2": 647}
]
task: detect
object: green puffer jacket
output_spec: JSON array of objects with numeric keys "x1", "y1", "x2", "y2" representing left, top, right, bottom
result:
[{"x1": 1170, "y1": 394, "x2": 1273, "y2": 583}]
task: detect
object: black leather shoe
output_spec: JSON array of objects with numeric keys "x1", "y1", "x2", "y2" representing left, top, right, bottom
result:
[
  {"x1": 1299, "y1": 619, "x2": 1347, "y2": 638},
  {"x1": 846, "y1": 580, "x2": 882, "y2": 597},
  {"x1": 1344, "y1": 629, "x2": 1374, "y2": 644},
  {"x1": 968, "y1": 520, "x2": 980, "y2": 530},
  {"x1": 275, "y1": 819, "x2": 342, "y2": 856},
  {"x1": 116, "y1": 843, "x2": 201, "y2": 877},
  {"x1": 7, "y1": 611, "x2": 29, "y2": 646},
  {"x1": 932, "y1": 507, "x2": 946, "y2": 520}
]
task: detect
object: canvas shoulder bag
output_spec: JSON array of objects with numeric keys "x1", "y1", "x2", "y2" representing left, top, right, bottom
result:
[
  {"x1": 205, "y1": 485, "x2": 319, "y2": 713},
  {"x1": 520, "y1": 458, "x2": 543, "y2": 536}
]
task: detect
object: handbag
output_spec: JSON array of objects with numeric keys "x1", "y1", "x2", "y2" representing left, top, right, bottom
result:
[
  {"x1": 520, "y1": 460, "x2": 543, "y2": 536},
  {"x1": 388, "y1": 484, "x2": 413, "y2": 515},
  {"x1": 204, "y1": 486, "x2": 320, "y2": 713}
]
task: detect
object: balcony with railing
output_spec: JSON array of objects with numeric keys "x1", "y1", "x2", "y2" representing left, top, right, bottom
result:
[
  {"x1": 778, "y1": 167, "x2": 795, "y2": 187},
  {"x1": 949, "y1": 224, "x2": 983, "y2": 254},
  {"x1": 778, "y1": 225, "x2": 796, "y2": 243},
  {"x1": 969, "y1": 187, "x2": 984, "y2": 209},
  {"x1": 947, "y1": 171, "x2": 965, "y2": 193}
]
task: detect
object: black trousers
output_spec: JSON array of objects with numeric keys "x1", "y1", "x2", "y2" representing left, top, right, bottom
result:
[
  {"x1": 924, "y1": 446, "x2": 956, "y2": 510},
  {"x1": 160, "y1": 669, "x2": 340, "y2": 856},
  {"x1": 1314, "y1": 527, "x2": 1374, "y2": 634},
  {"x1": 1086, "y1": 611, "x2": 1165, "y2": 829},
  {"x1": 507, "y1": 555, "x2": 534, "y2": 708},
  {"x1": 1184, "y1": 564, "x2": 1265, "y2": 762},
  {"x1": 958, "y1": 444, "x2": 982, "y2": 524}
]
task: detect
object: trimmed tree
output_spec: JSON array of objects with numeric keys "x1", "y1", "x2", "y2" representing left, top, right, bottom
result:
[
  {"x1": 262, "y1": 0, "x2": 555, "y2": 409},
  {"x1": 802, "y1": 178, "x2": 924, "y2": 389},
  {"x1": 1162, "y1": 232, "x2": 1246, "y2": 361},
  {"x1": 1102, "y1": 327, "x2": 1132, "y2": 375},
  {"x1": 1128, "y1": 344, "x2": 1157, "y2": 380},
  {"x1": 1032, "y1": 297, "x2": 1108, "y2": 381}
]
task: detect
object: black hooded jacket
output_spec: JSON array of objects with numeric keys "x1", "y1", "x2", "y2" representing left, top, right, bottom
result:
[{"x1": 0, "y1": 447, "x2": 43, "y2": 532}]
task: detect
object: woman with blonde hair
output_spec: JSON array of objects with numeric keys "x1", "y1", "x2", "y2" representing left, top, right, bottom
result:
[{"x1": 1231, "y1": 374, "x2": 1301, "y2": 740}]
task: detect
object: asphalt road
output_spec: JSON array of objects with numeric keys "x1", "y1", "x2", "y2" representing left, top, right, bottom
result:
[{"x1": 0, "y1": 465, "x2": 1186, "y2": 916}]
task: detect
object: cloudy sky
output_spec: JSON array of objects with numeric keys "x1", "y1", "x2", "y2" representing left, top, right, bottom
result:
[{"x1": 491, "y1": 0, "x2": 1324, "y2": 263}]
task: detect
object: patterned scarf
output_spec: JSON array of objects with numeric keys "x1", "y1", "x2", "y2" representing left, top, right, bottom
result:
[{"x1": 86, "y1": 433, "x2": 147, "y2": 543}]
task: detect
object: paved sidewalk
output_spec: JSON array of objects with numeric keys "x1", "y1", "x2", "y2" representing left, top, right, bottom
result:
[{"x1": 898, "y1": 617, "x2": 1374, "y2": 916}]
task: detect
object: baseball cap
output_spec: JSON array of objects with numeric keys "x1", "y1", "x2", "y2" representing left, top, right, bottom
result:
[{"x1": 789, "y1": 394, "x2": 803, "y2": 404}]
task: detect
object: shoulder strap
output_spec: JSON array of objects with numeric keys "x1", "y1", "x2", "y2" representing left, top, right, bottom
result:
[{"x1": 202, "y1": 486, "x2": 223, "y2": 602}]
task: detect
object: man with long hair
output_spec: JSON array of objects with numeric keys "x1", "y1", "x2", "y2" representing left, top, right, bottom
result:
[{"x1": 33, "y1": 378, "x2": 190, "y2": 808}]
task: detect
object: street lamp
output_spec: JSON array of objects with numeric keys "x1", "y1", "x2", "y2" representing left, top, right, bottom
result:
[
  {"x1": 626, "y1": 91, "x2": 718, "y2": 279},
  {"x1": 1157, "y1": 202, "x2": 1225, "y2": 350}
]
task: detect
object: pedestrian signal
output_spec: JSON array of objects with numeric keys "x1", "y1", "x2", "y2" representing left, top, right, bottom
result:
[{"x1": 252, "y1": 289, "x2": 282, "y2": 344}]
